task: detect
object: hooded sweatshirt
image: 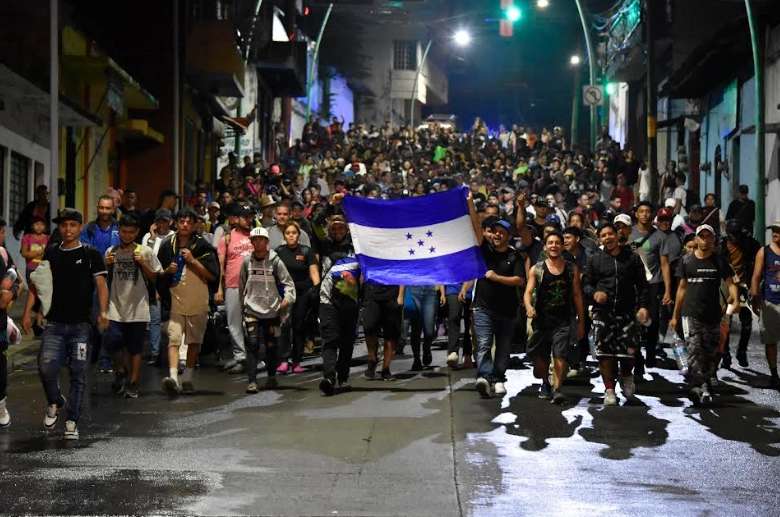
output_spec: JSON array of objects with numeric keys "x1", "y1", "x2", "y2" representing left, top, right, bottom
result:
[{"x1": 238, "y1": 249, "x2": 296, "y2": 319}]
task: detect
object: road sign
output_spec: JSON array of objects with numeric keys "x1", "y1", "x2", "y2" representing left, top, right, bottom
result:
[{"x1": 583, "y1": 85, "x2": 604, "y2": 107}]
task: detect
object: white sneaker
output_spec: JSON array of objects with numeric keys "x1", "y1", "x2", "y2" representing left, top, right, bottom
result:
[
  {"x1": 162, "y1": 377, "x2": 181, "y2": 396},
  {"x1": 604, "y1": 389, "x2": 618, "y2": 406},
  {"x1": 475, "y1": 377, "x2": 491, "y2": 398},
  {"x1": 0, "y1": 397, "x2": 9, "y2": 428},
  {"x1": 493, "y1": 382, "x2": 507, "y2": 396},
  {"x1": 620, "y1": 375, "x2": 636, "y2": 398},
  {"x1": 446, "y1": 352, "x2": 459, "y2": 367},
  {"x1": 44, "y1": 403, "x2": 60, "y2": 430},
  {"x1": 700, "y1": 386, "x2": 713, "y2": 405},
  {"x1": 64, "y1": 420, "x2": 79, "y2": 440}
]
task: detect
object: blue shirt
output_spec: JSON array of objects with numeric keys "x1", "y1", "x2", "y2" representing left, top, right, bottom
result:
[{"x1": 80, "y1": 221, "x2": 120, "y2": 255}]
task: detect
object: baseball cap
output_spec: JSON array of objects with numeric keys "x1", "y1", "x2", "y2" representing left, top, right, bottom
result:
[
  {"x1": 664, "y1": 198, "x2": 676, "y2": 209},
  {"x1": 767, "y1": 219, "x2": 780, "y2": 230},
  {"x1": 154, "y1": 208, "x2": 173, "y2": 221},
  {"x1": 208, "y1": 201, "x2": 221, "y2": 209},
  {"x1": 249, "y1": 227, "x2": 269, "y2": 240},
  {"x1": 614, "y1": 213, "x2": 632, "y2": 227},
  {"x1": 657, "y1": 207, "x2": 674, "y2": 221},
  {"x1": 490, "y1": 219, "x2": 512, "y2": 232},
  {"x1": 53, "y1": 208, "x2": 83, "y2": 225},
  {"x1": 695, "y1": 224, "x2": 715, "y2": 236}
]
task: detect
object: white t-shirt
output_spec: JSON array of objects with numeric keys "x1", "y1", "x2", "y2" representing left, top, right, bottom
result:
[{"x1": 106, "y1": 245, "x2": 162, "y2": 322}]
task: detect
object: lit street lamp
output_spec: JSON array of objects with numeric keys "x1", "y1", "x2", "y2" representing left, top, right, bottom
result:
[
  {"x1": 537, "y1": 0, "x2": 550, "y2": 9},
  {"x1": 410, "y1": 29, "x2": 472, "y2": 129},
  {"x1": 569, "y1": 54, "x2": 581, "y2": 66}
]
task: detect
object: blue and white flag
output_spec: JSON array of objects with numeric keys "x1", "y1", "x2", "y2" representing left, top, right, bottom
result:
[{"x1": 342, "y1": 186, "x2": 486, "y2": 285}]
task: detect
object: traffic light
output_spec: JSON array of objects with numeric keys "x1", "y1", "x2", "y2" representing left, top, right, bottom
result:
[{"x1": 500, "y1": 0, "x2": 521, "y2": 38}]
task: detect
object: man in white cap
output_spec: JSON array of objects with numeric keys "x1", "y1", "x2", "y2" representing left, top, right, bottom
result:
[
  {"x1": 671, "y1": 224, "x2": 738, "y2": 405},
  {"x1": 750, "y1": 220, "x2": 780, "y2": 389}
]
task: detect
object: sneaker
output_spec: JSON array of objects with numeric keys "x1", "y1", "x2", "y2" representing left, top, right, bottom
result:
[
  {"x1": 446, "y1": 352, "x2": 459, "y2": 368},
  {"x1": 276, "y1": 362, "x2": 289, "y2": 375},
  {"x1": 462, "y1": 356, "x2": 474, "y2": 369},
  {"x1": 604, "y1": 389, "x2": 618, "y2": 406},
  {"x1": 364, "y1": 360, "x2": 378, "y2": 380},
  {"x1": 162, "y1": 377, "x2": 181, "y2": 396},
  {"x1": 552, "y1": 391, "x2": 567, "y2": 405},
  {"x1": 64, "y1": 420, "x2": 79, "y2": 440},
  {"x1": 410, "y1": 359, "x2": 423, "y2": 371},
  {"x1": 181, "y1": 380, "x2": 195, "y2": 395},
  {"x1": 337, "y1": 379, "x2": 352, "y2": 392},
  {"x1": 381, "y1": 368, "x2": 396, "y2": 381},
  {"x1": 700, "y1": 386, "x2": 713, "y2": 405},
  {"x1": 111, "y1": 372, "x2": 126, "y2": 395},
  {"x1": 319, "y1": 377, "x2": 335, "y2": 396},
  {"x1": 291, "y1": 363, "x2": 305, "y2": 374},
  {"x1": 264, "y1": 377, "x2": 279, "y2": 390},
  {"x1": 124, "y1": 383, "x2": 140, "y2": 399},
  {"x1": 538, "y1": 382, "x2": 552, "y2": 400},
  {"x1": 0, "y1": 398, "x2": 10, "y2": 428},
  {"x1": 44, "y1": 398, "x2": 64, "y2": 430},
  {"x1": 246, "y1": 383, "x2": 259, "y2": 394},
  {"x1": 690, "y1": 386, "x2": 704, "y2": 405},
  {"x1": 146, "y1": 354, "x2": 159, "y2": 366},
  {"x1": 475, "y1": 377, "x2": 491, "y2": 398},
  {"x1": 566, "y1": 368, "x2": 581, "y2": 379},
  {"x1": 227, "y1": 362, "x2": 245, "y2": 375},
  {"x1": 493, "y1": 382, "x2": 507, "y2": 396},
  {"x1": 620, "y1": 375, "x2": 636, "y2": 398},
  {"x1": 98, "y1": 367, "x2": 113, "y2": 374},
  {"x1": 720, "y1": 352, "x2": 732, "y2": 369},
  {"x1": 736, "y1": 349, "x2": 748, "y2": 368}
]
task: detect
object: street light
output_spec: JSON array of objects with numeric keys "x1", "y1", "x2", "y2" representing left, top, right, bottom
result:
[
  {"x1": 569, "y1": 54, "x2": 581, "y2": 66},
  {"x1": 536, "y1": 0, "x2": 550, "y2": 9},
  {"x1": 410, "y1": 31, "x2": 471, "y2": 129},
  {"x1": 505, "y1": 5, "x2": 522, "y2": 22},
  {"x1": 453, "y1": 29, "x2": 472, "y2": 47}
]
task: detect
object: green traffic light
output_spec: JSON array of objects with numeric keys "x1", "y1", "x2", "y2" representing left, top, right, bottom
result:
[{"x1": 505, "y1": 5, "x2": 522, "y2": 22}]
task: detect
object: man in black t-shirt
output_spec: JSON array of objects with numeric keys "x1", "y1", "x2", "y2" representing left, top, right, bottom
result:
[
  {"x1": 671, "y1": 224, "x2": 737, "y2": 406},
  {"x1": 467, "y1": 193, "x2": 525, "y2": 398},
  {"x1": 22, "y1": 208, "x2": 108, "y2": 440}
]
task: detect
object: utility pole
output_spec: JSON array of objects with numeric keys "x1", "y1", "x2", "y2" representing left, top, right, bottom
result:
[
  {"x1": 745, "y1": 0, "x2": 765, "y2": 242},
  {"x1": 574, "y1": 0, "x2": 597, "y2": 151},
  {"x1": 409, "y1": 39, "x2": 432, "y2": 130},
  {"x1": 571, "y1": 62, "x2": 581, "y2": 149},
  {"x1": 645, "y1": 0, "x2": 658, "y2": 203},
  {"x1": 306, "y1": 2, "x2": 334, "y2": 120}
]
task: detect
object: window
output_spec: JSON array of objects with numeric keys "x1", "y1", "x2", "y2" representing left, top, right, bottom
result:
[
  {"x1": 9, "y1": 151, "x2": 30, "y2": 228},
  {"x1": 393, "y1": 40, "x2": 417, "y2": 71}
]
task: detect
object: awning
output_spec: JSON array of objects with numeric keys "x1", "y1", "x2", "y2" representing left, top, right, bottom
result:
[
  {"x1": 61, "y1": 55, "x2": 159, "y2": 110},
  {"x1": 0, "y1": 64, "x2": 102, "y2": 127},
  {"x1": 116, "y1": 119, "x2": 164, "y2": 144}
]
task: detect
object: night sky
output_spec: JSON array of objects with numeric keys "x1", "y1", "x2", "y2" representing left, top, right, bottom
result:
[{"x1": 439, "y1": 0, "x2": 596, "y2": 133}]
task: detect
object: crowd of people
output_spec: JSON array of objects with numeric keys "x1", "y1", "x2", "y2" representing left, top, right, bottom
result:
[{"x1": 0, "y1": 116, "x2": 778, "y2": 441}]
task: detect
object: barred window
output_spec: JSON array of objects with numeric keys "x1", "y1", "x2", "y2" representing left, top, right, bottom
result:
[{"x1": 393, "y1": 40, "x2": 417, "y2": 71}]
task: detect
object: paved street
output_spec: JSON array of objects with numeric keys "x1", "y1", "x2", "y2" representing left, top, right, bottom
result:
[{"x1": 1, "y1": 332, "x2": 779, "y2": 516}]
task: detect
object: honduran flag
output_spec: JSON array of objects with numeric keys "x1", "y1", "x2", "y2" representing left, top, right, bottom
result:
[{"x1": 342, "y1": 186, "x2": 486, "y2": 285}]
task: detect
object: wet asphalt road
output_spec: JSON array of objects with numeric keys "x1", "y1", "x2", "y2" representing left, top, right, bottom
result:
[{"x1": 1, "y1": 333, "x2": 779, "y2": 516}]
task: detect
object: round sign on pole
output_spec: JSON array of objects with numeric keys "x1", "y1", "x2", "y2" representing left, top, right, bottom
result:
[{"x1": 583, "y1": 85, "x2": 604, "y2": 107}]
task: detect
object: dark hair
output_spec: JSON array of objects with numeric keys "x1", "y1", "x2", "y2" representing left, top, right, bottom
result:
[
  {"x1": 118, "y1": 215, "x2": 140, "y2": 228},
  {"x1": 563, "y1": 226, "x2": 582, "y2": 239},
  {"x1": 97, "y1": 194, "x2": 114, "y2": 205},
  {"x1": 598, "y1": 222, "x2": 618, "y2": 236},
  {"x1": 281, "y1": 221, "x2": 301, "y2": 235},
  {"x1": 738, "y1": 184, "x2": 749, "y2": 194},
  {"x1": 0, "y1": 217, "x2": 6, "y2": 228},
  {"x1": 683, "y1": 233, "x2": 697, "y2": 245},
  {"x1": 175, "y1": 207, "x2": 199, "y2": 222},
  {"x1": 635, "y1": 200, "x2": 654, "y2": 212},
  {"x1": 158, "y1": 189, "x2": 178, "y2": 204},
  {"x1": 545, "y1": 230, "x2": 564, "y2": 244}
]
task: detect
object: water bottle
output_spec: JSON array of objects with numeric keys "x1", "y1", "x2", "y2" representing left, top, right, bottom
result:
[
  {"x1": 672, "y1": 337, "x2": 689, "y2": 375},
  {"x1": 170, "y1": 252, "x2": 186, "y2": 287}
]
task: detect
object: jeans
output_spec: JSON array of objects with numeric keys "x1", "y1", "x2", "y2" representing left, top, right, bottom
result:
[
  {"x1": 38, "y1": 322, "x2": 91, "y2": 422},
  {"x1": 473, "y1": 307, "x2": 515, "y2": 383},
  {"x1": 149, "y1": 303, "x2": 162, "y2": 357},
  {"x1": 407, "y1": 286, "x2": 438, "y2": 360},
  {"x1": 245, "y1": 317, "x2": 280, "y2": 383},
  {"x1": 446, "y1": 294, "x2": 472, "y2": 357},
  {"x1": 225, "y1": 287, "x2": 246, "y2": 361}
]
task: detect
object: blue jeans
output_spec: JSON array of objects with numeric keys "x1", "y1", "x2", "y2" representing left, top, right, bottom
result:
[
  {"x1": 149, "y1": 303, "x2": 162, "y2": 356},
  {"x1": 473, "y1": 307, "x2": 515, "y2": 383},
  {"x1": 406, "y1": 286, "x2": 437, "y2": 338},
  {"x1": 38, "y1": 322, "x2": 91, "y2": 422}
]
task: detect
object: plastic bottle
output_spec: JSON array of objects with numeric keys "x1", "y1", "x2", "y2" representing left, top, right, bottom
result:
[
  {"x1": 171, "y1": 253, "x2": 186, "y2": 287},
  {"x1": 672, "y1": 337, "x2": 689, "y2": 375}
]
